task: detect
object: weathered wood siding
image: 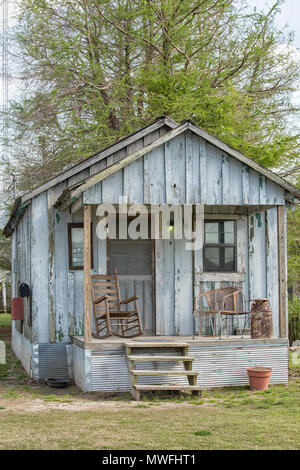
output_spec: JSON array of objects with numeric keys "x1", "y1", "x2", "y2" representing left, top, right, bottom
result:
[
  {"x1": 83, "y1": 131, "x2": 286, "y2": 206},
  {"x1": 31, "y1": 193, "x2": 49, "y2": 343},
  {"x1": 13, "y1": 127, "x2": 284, "y2": 342}
]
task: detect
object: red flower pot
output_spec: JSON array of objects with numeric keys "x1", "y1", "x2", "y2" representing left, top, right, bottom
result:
[{"x1": 247, "y1": 366, "x2": 272, "y2": 391}]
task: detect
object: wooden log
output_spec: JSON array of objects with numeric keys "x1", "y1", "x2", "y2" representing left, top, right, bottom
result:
[
  {"x1": 84, "y1": 205, "x2": 92, "y2": 343},
  {"x1": 277, "y1": 206, "x2": 287, "y2": 338}
]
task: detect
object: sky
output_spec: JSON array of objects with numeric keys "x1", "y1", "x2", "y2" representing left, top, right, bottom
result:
[
  {"x1": 1, "y1": 0, "x2": 300, "y2": 100},
  {"x1": 248, "y1": 0, "x2": 300, "y2": 49},
  {"x1": 248, "y1": 0, "x2": 300, "y2": 110}
]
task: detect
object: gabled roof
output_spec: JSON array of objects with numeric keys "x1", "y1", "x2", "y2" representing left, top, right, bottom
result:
[
  {"x1": 71, "y1": 120, "x2": 300, "y2": 202},
  {"x1": 4, "y1": 116, "x2": 300, "y2": 237},
  {"x1": 3, "y1": 197, "x2": 29, "y2": 237},
  {"x1": 21, "y1": 116, "x2": 177, "y2": 203}
]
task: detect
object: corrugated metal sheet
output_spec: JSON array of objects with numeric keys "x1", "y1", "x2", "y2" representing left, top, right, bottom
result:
[
  {"x1": 91, "y1": 349, "x2": 131, "y2": 392},
  {"x1": 73, "y1": 344, "x2": 86, "y2": 391},
  {"x1": 36, "y1": 343, "x2": 70, "y2": 379},
  {"x1": 85, "y1": 342, "x2": 289, "y2": 392},
  {"x1": 91, "y1": 347, "x2": 193, "y2": 391},
  {"x1": 12, "y1": 328, "x2": 32, "y2": 376},
  {"x1": 189, "y1": 343, "x2": 289, "y2": 388}
]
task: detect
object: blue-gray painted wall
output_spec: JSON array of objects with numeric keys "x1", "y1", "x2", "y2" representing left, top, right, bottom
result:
[{"x1": 11, "y1": 129, "x2": 287, "y2": 343}]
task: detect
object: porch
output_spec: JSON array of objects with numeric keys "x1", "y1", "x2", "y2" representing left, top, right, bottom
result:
[
  {"x1": 79, "y1": 203, "x2": 287, "y2": 341},
  {"x1": 72, "y1": 335, "x2": 289, "y2": 394}
]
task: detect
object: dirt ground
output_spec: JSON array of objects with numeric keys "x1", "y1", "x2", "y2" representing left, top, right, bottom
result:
[
  {"x1": 0, "y1": 322, "x2": 214, "y2": 412},
  {"x1": 0, "y1": 319, "x2": 298, "y2": 412}
]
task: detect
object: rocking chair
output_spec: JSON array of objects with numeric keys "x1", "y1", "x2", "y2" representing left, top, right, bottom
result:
[{"x1": 91, "y1": 269, "x2": 144, "y2": 339}]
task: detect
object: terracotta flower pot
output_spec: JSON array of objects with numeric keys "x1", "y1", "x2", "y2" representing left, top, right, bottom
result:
[{"x1": 247, "y1": 366, "x2": 272, "y2": 391}]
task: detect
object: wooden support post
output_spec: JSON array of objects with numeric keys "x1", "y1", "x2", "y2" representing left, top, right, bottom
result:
[
  {"x1": 2, "y1": 281, "x2": 7, "y2": 314},
  {"x1": 84, "y1": 205, "x2": 92, "y2": 343},
  {"x1": 277, "y1": 206, "x2": 287, "y2": 338}
]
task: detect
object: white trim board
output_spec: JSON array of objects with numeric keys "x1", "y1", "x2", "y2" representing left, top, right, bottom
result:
[{"x1": 21, "y1": 117, "x2": 177, "y2": 203}]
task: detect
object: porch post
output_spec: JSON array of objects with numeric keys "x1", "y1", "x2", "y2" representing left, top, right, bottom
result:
[
  {"x1": 2, "y1": 280, "x2": 7, "y2": 314},
  {"x1": 277, "y1": 205, "x2": 287, "y2": 338},
  {"x1": 84, "y1": 204, "x2": 92, "y2": 343}
]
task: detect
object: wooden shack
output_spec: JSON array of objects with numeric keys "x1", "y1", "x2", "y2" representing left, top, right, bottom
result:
[{"x1": 4, "y1": 116, "x2": 299, "y2": 395}]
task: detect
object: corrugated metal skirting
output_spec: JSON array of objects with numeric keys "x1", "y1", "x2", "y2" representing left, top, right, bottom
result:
[
  {"x1": 189, "y1": 343, "x2": 289, "y2": 388},
  {"x1": 79, "y1": 341, "x2": 289, "y2": 392},
  {"x1": 73, "y1": 344, "x2": 87, "y2": 391},
  {"x1": 33, "y1": 343, "x2": 71, "y2": 380},
  {"x1": 91, "y1": 350, "x2": 131, "y2": 392}
]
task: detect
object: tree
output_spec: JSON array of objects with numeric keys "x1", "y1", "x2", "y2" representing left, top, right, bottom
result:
[
  {"x1": 4, "y1": 0, "x2": 299, "y2": 192},
  {"x1": 287, "y1": 204, "x2": 300, "y2": 289},
  {"x1": 0, "y1": 230, "x2": 11, "y2": 271}
]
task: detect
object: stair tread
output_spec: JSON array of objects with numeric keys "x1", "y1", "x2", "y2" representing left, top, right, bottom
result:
[
  {"x1": 131, "y1": 369, "x2": 198, "y2": 376},
  {"x1": 133, "y1": 384, "x2": 202, "y2": 391},
  {"x1": 126, "y1": 342, "x2": 188, "y2": 348},
  {"x1": 127, "y1": 355, "x2": 193, "y2": 362}
]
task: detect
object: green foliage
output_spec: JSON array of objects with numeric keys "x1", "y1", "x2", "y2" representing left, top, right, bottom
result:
[
  {"x1": 0, "y1": 231, "x2": 11, "y2": 271},
  {"x1": 4, "y1": 0, "x2": 299, "y2": 192},
  {"x1": 0, "y1": 314, "x2": 11, "y2": 328},
  {"x1": 287, "y1": 205, "x2": 300, "y2": 288},
  {"x1": 288, "y1": 296, "x2": 300, "y2": 344}
]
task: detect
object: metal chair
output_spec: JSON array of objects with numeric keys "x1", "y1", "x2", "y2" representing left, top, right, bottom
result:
[{"x1": 193, "y1": 286, "x2": 250, "y2": 338}]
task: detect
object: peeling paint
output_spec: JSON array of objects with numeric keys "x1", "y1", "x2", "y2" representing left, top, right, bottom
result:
[
  {"x1": 265, "y1": 213, "x2": 270, "y2": 255},
  {"x1": 249, "y1": 215, "x2": 254, "y2": 241},
  {"x1": 255, "y1": 213, "x2": 262, "y2": 228},
  {"x1": 48, "y1": 203, "x2": 56, "y2": 343}
]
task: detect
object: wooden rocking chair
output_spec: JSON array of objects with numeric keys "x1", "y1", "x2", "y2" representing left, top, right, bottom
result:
[{"x1": 91, "y1": 269, "x2": 144, "y2": 339}]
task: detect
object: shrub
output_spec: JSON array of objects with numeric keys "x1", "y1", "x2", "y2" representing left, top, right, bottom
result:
[{"x1": 288, "y1": 296, "x2": 300, "y2": 345}]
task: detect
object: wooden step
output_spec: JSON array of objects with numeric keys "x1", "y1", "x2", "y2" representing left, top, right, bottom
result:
[
  {"x1": 131, "y1": 369, "x2": 198, "y2": 376},
  {"x1": 133, "y1": 384, "x2": 201, "y2": 391},
  {"x1": 126, "y1": 342, "x2": 188, "y2": 348},
  {"x1": 127, "y1": 355, "x2": 194, "y2": 362},
  {"x1": 132, "y1": 384, "x2": 202, "y2": 400}
]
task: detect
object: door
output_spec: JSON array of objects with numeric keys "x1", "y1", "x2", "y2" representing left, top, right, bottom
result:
[{"x1": 107, "y1": 221, "x2": 155, "y2": 336}]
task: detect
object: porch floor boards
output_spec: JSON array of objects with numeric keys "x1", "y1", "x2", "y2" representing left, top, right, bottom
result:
[{"x1": 71, "y1": 334, "x2": 287, "y2": 351}]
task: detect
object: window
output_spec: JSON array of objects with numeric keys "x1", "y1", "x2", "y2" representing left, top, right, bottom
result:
[
  {"x1": 68, "y1": 223, "x2": 93, "y2": 270},
  {"x1": 204, "y1": 220, "x2": 236, "y2": 272},
  {"x1": 107, "y1": 215, "x2": 153, "y2": 276}
]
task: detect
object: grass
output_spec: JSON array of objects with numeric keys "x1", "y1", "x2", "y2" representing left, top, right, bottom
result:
[
  {"x1": 0, "y1": 384, "x2": 299, "y2": 450},
  {"x1": 0, "y1": 379, "x2": 298, "y2": 449},
  {"x1": 0, "y1": 320, "x2": 299, "y2": 449},
  {"x1": 0, "y1": 314, "x2": 11, "y2": 328}
]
